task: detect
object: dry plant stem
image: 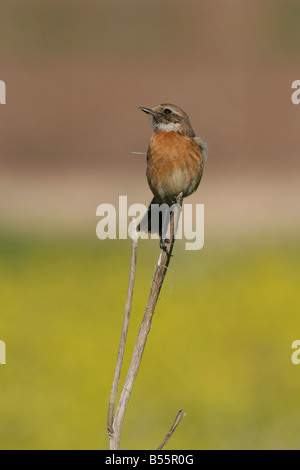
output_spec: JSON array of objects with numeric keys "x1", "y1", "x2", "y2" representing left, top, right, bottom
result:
[
  {"x1": 109, "y1": 193, "x2": 183, "y2": 450},
  {"x1": 107, "y1": 220, "x2": 138, "y2": 437},
  {"x1": 157, "y1": 409, "x2": 185, "y2": 450}
]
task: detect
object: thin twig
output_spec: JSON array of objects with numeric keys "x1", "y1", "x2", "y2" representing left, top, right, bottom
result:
[
  {"x1": 107, "y1": 219, "x2": 138, "y2": 437},
  {"x1": 108, "y1": 193, "x2": 183, "y2": 450},
  {"x1": 157, "y1": 409, "x2": 185, "y2": 450}
]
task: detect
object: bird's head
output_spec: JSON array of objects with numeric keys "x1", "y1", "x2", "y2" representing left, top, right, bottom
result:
[{"x1": 139, "y1": 104, "x2": 195, "y2": 137}]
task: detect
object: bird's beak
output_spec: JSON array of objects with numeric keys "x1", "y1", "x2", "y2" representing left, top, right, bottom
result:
[{"x1": 139, "y1": 106, "x2": 155, "y2": 115}]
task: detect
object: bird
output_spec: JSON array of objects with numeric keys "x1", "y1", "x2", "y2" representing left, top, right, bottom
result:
[{"x1": 137, "y1": 103, "x2": 207, "y2": 242}]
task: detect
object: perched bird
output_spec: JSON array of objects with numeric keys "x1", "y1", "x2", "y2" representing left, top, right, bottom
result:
[{"x1": 137, "y1": 103, "x2": 207, "y2": 238}]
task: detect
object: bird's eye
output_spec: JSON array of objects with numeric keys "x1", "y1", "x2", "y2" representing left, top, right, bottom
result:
[{"x1": 164, "y1": 108, "x2": 171, "y2": 114}]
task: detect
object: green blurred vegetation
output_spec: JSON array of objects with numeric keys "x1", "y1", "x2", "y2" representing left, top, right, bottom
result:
[
  {"x1": 267, "y1": 0, "x2": 300, "y2": 58},
  {"x1": 0, "y1": 1, "x2": 193, "y2": 63},
  {"x1": 0, "y1": 233, "x2": 300, "y2": 449},
  {"x1": 2, "y1": 0, "x2": 300, "y2": 65}
]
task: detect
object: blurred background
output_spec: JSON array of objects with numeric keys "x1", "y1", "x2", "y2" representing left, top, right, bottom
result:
[{"x1": 1, "y1": 0, "x2": 300, "y2": 450}]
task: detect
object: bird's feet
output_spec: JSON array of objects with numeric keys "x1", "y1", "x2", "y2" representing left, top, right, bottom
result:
[{"x1": 160, "y1": 237, "x2": 173, "y2": 256}]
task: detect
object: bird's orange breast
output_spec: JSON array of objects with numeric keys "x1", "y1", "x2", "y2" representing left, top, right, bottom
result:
[{"x1": 146, "y1": 131, "x2": 203, "y2": 204}]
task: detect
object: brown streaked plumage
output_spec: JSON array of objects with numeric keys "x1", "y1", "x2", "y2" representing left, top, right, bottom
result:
[{"x1": 137, "y1": 103, "x2": 207, "y2": 235}]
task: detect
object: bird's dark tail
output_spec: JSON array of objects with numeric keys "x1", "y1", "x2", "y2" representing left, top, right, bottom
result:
[{"x1": 137, "y1": 197, "x2": 164, "y2": 236}]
